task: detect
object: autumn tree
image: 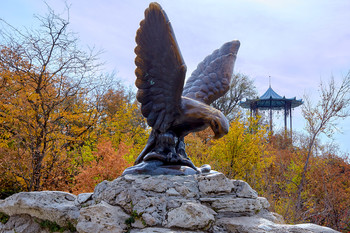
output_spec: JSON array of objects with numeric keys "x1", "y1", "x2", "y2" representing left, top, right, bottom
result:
[
  {"x1": 189, "y1": 117, "x2": 269, "y2": 191},
  {"x1": 262, "y1": 133, "x2": 307, "y2": 223},
  {"x1": 0, "y1": 6, "x2": 111, "y2": 191},
  {"x1": 263, "y1": 133, "x2": 350, "y2": 231},
  {"x1": 97, "y1": 88, "x2": 148, "y2": 161},
  {"x1": 73, "y1": 138, "x2": 131, "y2": 194},
  {"x1": 71, "y1": 87, "x2": 148, "y2": 193},
  {"x1": 306, "y1": 150, "x2": 350, "y2": 231},
  {"x1": 211, "y1": 73, "x2": 257, "y2": 121},
  {"x1": 297, "y1": 73, "x2": 350, "y2": 212}
]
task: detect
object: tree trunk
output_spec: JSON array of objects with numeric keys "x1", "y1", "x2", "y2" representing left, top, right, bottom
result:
[
  {"x1": 296, "y1": 134, "x2": 316, "y2": 212},
  {"x1": 31, "y1": 152, "x2": 44, "y2": 191}
]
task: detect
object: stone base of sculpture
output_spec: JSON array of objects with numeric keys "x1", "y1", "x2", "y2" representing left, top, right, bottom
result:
[
  {"x1": 123, "y1": 160, "x2": 211, "y2": 176},
  {"x1": 0, "y1": 173, "x2": 339, "y2": 233}
]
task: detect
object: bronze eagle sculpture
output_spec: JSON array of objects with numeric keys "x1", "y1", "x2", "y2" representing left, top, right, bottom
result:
[{"x1": 124, "y1": 2, "x2": 240, "y2": 175}]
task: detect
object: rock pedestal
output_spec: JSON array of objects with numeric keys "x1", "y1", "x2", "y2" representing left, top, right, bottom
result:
[{"x1": 0, "y1": 172, "x2": 340, "y2": 233}]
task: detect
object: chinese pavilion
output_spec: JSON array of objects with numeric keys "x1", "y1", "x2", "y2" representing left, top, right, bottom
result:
[{"x1": 239, "y1": 85, "x2": 303, "y2": 135}]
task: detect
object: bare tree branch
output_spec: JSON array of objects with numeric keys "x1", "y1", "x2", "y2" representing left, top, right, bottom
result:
[{"x1": 297, "y1": 72, "x2": 350, "y2": 211}]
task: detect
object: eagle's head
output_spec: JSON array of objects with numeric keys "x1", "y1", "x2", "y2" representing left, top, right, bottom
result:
[{"x1": 210, "y1": 111, "x2": 229, "y2": 139}]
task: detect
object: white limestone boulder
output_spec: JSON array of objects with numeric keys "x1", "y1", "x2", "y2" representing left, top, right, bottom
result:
[
  {"x1": 0, "y1": 191, "x2": 79, "y2": 227},
  {"x1": 0, "y1": 214, "x2": 48, "y2": 233},
  {"x1": 197, "y1": 172, "x2": 233, "y2": 195},
  {"x1": 200, "y1": 196, "x2": 268, "y2": 215},
  {"x1": 130, "y1": 227, "x2": 205, "y2": 233},
  {"x1": 215, "y1": 216, "x2": 340, "y2": 233},
  {"x1": 74, "y1": 193, "x2": 93, "y2": 207},
  {"x1": 76, "y1": 201, "x2": 129, "y2": 233},
  {"x1": 166, "y1": 202, "x2": 216, "y2": 230},
  {"x1": 0, "y1": 172, "x2": 341, "y2": 233},
  {"x1": 232, "y1": 180, "x2": 258, "y2": 198}
]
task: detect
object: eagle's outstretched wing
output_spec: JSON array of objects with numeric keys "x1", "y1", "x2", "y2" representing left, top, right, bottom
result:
[
  {"x1": 182, "y1": 41, "x2": 240, "y2": 105},
  {"x1": 135, "y1": 3, "x2": 187, "y2": 133}
]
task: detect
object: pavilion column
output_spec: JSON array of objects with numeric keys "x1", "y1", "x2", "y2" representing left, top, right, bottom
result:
[
  {"x1": 269, "y1": 113, "x2": 272, "y2": 132},
  {"x1": 290, "y1": 106, "x2": 293, "y2": 138},
  {"x1": 284, "y1": 102, "x2": 288, "y2": 132},
  {"x1": 269, "y1": 99, "x2": 272, "y2": 132}
]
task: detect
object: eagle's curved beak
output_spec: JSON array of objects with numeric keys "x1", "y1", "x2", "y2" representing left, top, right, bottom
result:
[{"x1": 211, "y1": 114, "x2": 229, "y2": 139}]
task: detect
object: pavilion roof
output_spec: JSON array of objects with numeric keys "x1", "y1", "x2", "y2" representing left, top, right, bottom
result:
[
  {"x1": 260, "y1": 87, "x2": 282, "y2": 99},
  {"x1": 239, "y1": 86, "x2": 303, "y2": 110}
]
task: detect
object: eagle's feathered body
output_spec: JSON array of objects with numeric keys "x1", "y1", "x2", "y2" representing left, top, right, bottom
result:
[
  {"x1": 133, "y1": 3, "x2": 240, "y2": 170},
  {"x1": 173, "y1": 97, "x2": 229, "y2": 139}
]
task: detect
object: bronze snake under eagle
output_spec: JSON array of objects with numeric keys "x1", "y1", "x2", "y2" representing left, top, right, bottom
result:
[{"x1": 124, "y1": 2, "x2": 240, "y2": 175}]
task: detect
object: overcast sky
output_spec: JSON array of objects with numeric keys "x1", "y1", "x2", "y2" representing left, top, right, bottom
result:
[{"x1": 1, "y1": 0, "x2": 350, "y2": 153}]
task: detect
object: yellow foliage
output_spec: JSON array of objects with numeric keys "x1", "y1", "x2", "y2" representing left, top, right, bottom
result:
[
  {"x1": 97, "y1": 98, "x2": 149, "y2": 164},
  {"x1": 185, "y1": 128, "x2": 212, "y2": 166},
  {"x1": 210, "y1": 117, "x2": 269, "y2": 189},
  {"x1": 187, "y1": 117, "x2": 270, "y2": 191}
]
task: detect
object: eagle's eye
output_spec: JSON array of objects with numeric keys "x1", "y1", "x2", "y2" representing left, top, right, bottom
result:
[{"x1": 214, "y1": 120, "x2": 219, "y2": 129}]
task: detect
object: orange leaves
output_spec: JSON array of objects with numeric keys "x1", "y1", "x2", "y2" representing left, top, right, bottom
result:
[
  {"x1": 306, "y1": 153, "x2": 350, "y2": 230},
  {"x1": 0, "y1": 8, "x2": 149, "y2": 193},
  {"x1": 262, "y1": 134, "x2": 350, "y2": 231},
  {"x1": 184, "y1": 128, "x2": 212, "y2": 166},
  {"x1": 69, "y1": 88, "x2": 149, "y2": 193},
  {"x1": 72, "y1": 139, "x2": 131, "y2": 194},
  {"x1": 0, "y1": 46, "x2": 103, "y2": 191}
]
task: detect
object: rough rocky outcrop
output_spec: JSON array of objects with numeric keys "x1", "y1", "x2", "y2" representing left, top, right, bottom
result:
[
  {"x1": 0, "y1": 172, "x2": 340, "y2": 233},
  {"x1": 0, "y1": 191, "x2": 78, "y2": 227}
]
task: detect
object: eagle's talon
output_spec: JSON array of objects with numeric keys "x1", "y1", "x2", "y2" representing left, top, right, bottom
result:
[{"x1": 158, "y1": 132, "x2": 176, "y2": 147}]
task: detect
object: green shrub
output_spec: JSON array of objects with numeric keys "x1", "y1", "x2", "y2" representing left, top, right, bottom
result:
[{"x1": 0, "y1": 212, "x2": 9, "y2": 224}]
